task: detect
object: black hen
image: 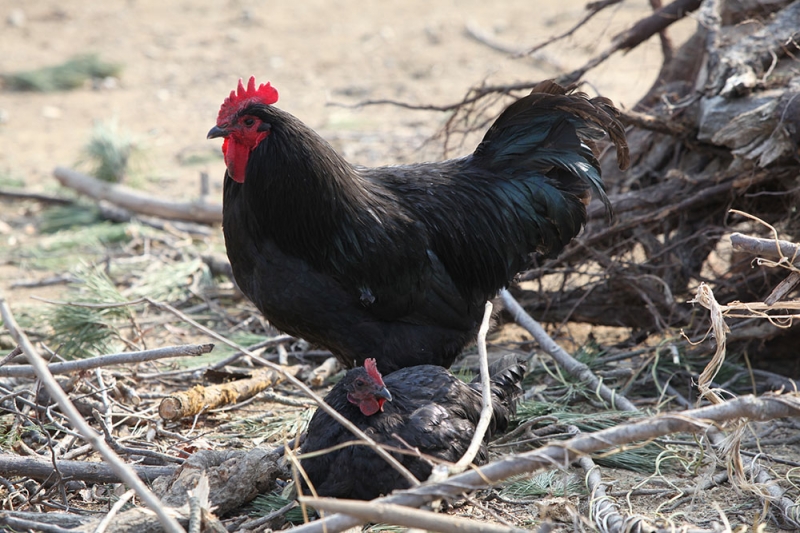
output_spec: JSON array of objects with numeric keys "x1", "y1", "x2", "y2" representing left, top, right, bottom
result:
[
  {"x1": 299, "y1": 355, "x2": 525, "y2": 500},
  {"x1": 209, "y1": 78, "x2": 629, "y2": 374}
]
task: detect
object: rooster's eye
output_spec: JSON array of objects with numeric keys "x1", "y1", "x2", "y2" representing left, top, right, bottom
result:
[
  {"x1": 353, "y1": 379, "x2": 365, "y2": 388},
  {"x1": 243, "y1": 118, "x2": 256, "y2": 127}
]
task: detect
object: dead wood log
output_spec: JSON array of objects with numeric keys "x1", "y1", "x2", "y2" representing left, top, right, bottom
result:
[
  {"x1": 53, "y1": 166, "x2": 222, "y2": 224},
  {"x1": 158, "y1": 364, "x2": 304, "y2": 421},
  {"x1": 0, "y1": 453, "x2": 175, "y2": 484},
  {"x1": 74, "y1": 447, "x2": 284, "y2": 533}
]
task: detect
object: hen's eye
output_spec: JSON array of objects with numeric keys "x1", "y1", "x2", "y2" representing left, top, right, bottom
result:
[
  {"x1": 353, "y1": 379, "x2": 365, "y2": 388},
  {"x1": 243, "y1": 118, "x2": 255, "y2": 127}
]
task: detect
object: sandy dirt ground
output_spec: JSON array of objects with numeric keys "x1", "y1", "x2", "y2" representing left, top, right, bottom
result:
[{"x1": 0, "y1": 0, "x2": 696, "y2": 188}]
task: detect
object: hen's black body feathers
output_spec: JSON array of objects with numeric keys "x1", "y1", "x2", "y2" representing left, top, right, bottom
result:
[{"x1": 300, "y1": 355, "x2": 526, "y2": 500}]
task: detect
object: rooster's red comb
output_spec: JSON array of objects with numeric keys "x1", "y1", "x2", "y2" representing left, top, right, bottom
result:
[
  {"x1": 364, "y1": 358, "x2": 384, "y2": 384},
  {"x1": 217, "y1": 77, "x2": 279, "y2": 123}
]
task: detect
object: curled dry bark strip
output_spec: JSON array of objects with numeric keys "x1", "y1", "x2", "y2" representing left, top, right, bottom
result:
[
  {"x1": 0, "y1": 343, "x2": 214, "y2": 378},
  {"x1": 0, "y1": 294, "x2": 186, "y2": 533},
  {"x1": 158, "y1": 364, "x2": 304, "y2": 421},
  {"x1": 689, "y1": 284, "x2": 729, "y2": 405},
  {"x1": 500, "y1": 289, "x2": 639, "y2": 412},
  {"x1": 294, "y1": 393, "x2": 800, "y2": 533}
]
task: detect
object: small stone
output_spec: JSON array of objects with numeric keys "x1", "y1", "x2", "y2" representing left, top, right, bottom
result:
[
  {"x1": 41, "y1": 105, "x2": 62, "y2": 119},
  {"x1": 7, "y1": 8, "x2": 26, "y2": 28}
]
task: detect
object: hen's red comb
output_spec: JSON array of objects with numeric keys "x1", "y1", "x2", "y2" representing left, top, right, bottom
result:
[
  {"x1": 217, "y1": 77, "x2": 278, "y2": 123},
  {"x1": 364, "y1": 358, "x2": 384, "y2": 384}
]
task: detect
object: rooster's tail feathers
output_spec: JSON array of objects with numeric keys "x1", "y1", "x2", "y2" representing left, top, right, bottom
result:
[{"x1": 475, "y1": 81, "x2": 629, "y2": 220}]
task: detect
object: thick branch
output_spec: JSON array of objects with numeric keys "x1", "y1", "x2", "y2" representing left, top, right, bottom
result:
[
  {"x1": 53, "y1": 166, "x2": 222, "y2": 224},
  {"x1": 0, "y1": 454, "x2": 175, "y2": 484},
  {"x1": 730, "y1": 232, "x2": 800, "y2": 264}
]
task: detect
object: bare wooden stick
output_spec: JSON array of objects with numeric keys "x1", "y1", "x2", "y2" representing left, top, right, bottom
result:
[
  {"x1": 452, "y1": 301, "x2": 493, "y2": 473},
  {"x1": 499, "y1": 289, "x2": 639, "y2": 412},
  {"x1": 0, "y1": 343, "x2": 214, "y2": 377},
  {"x1": 302, "y1": 496, "x2": 527, "y2": 533},
  {"x1": 294, "y1": 393, "x2": 800, "y2": 533},
  {"x1": 53, "y1": 166, "x2": 222, "y2": 224},
  {"x1": 0, "y1": 294, "x2": 186, "y2": 533}
]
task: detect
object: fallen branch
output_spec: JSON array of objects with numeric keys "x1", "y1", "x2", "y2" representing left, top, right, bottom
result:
[
  {"x1": 158, "y1": 364, "x2": 304, "y2": 421},
  {"x1": 0, "y1": 343, "x2": 214, "y2": 378},
  {"x1": 302, "y1": 496, "x2": 527, "y2": 533},
  {"x1": 53, "y1": 166, "x2": 222, "y2": 224},
  {"x1": 500, "y1": 289, "x2": 639, "y2": 412},
  {"x1": 294, "y1": 393, "x2": 800, "y2": 533},
  {"x1": 0, "y1": 453, "x2": 175, "y2": 484}
]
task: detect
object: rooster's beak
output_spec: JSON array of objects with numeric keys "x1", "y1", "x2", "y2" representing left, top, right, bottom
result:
[
  {"x1": 375, "y1": 386, "x2": 392, "y2": 402},
  {"x1": 207, "y1": 126, "x2": 227, "y2": 139}
]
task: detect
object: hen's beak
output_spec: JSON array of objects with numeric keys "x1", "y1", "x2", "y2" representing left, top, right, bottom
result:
[
  {"x1": 375, "y1": 386, "x2": 392, "y2": 402},
  {"x1": 207, "y1": 126, "x2": 227, "y2": 139}
]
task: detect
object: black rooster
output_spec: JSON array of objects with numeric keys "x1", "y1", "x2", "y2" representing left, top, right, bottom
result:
[
  {"x1": 299, "y1": 355, "x2": 525, "y2": 500},
  {"x1": 209, "y1": 78, "x2": 628, "y2": 373}
]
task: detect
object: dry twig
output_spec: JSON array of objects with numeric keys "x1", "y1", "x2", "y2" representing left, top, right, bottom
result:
[{"x1": 0, "y1": 343, "x2": 214, "y2": 378}]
